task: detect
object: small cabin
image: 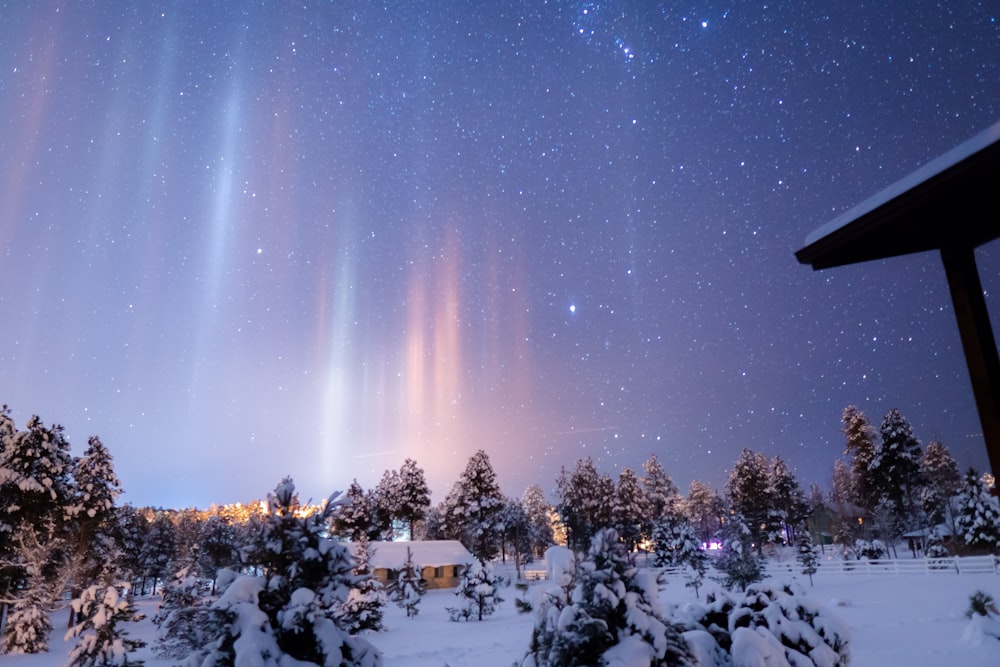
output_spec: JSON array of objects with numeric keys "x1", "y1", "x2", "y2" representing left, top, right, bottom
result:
[{"x1": 349, "y1": 540, "x2": 474, "y2": 590}]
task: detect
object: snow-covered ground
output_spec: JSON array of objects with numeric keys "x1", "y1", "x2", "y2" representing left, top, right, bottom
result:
[{"x1": 4, "y1": 568, "x2": 999, "y2": 667}]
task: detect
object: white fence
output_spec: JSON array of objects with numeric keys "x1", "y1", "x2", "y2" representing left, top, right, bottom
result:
[
  {"x1": 522, "y1": 555, "x2": 998, "y2": 582},
  {"x1": 763, "y1": 555, "x2": 998, "y2": 577}
]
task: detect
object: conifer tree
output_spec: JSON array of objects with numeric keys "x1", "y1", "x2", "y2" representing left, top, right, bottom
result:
[
  {"x1": 955, "y1": 468, "x2": 1000, "y2": 554},
  {"x1": 769, "y1": 455, "x2": 806, "y2": 543},
  {"x1": 641, "y1": 454, "x2": 682, "y2": 538},
  {"x1": 391, "y1": 546, "x2": 425, "y2": 619},
  {"x1": 0, "y1": 414, "x2": 76, "y2": 654},
  {"x1": 611, "y1": 467, "x2": 645, "y2": 552},
  {"x1": 686, "y1": 479, "x2": 724, "y2": 547},
  {"x1": 521, "y1": 484, "x2": 554, "y2": 559},
  {"x1": 524, "y1": 528, "x2": 693, "y2": 667},
  {"x1": 713, "y1": 513, "x2": 764, "y2": 592},
  {"x1": 395, "y1": 458, "x2": 431, "y2": 540},
  {"x1": 451, "y1": 450, "x2": 505, "y2": 560},
  {"x1": 919, "y1": 440, "x2": 961, "y2": 526},
  {"x1": 448, "y1": 559, "x2": 503, "y2": 622},
  {"x1": 65, "y1": 582, "x2": 146, "y2": 667},
  {"x1": 871, "y1": 408, "x2": 924, "y2": 525},
  {"x1": 153, "y1": 567, "x2": 210, "y2": 660},
  {"x1": 842, "y1": 405, "x2": 878, "y2": 512},
  {"x1": 340, "y1": 535, "x2": 385, "y2": 633},
  {"x1": 195, "y1": 513, "x2": 240, "y2": 595},
  {"x1": 333, "y1": 479, "x2": 378, "y2": 542},
  {"x1": 556, "y1": 457, "x2": 614, "y2": 552},
  {"x1": 726, "y1": 448, "x2": 773, "y2": 553},
  {"x1": 795, "y1": 529, "x2": 819, "y2": 586},
  {"x1": 187, "y1": 478, "x2": 381, "y2": 667}
]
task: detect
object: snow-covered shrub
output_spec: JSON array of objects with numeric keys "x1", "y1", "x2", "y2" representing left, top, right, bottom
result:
[
  {"x1": 961, "y1": 590, "x2": 1000, "y2": 645},
  {"x1": 65, "y1": 582, "x2": 146, "y2": 667},
  {"x1": 853, "y1": 539, "x2": 887, "y2": 560},
  {"x1": 524, "y1": 528, "x2": 694, "y2": 667},
  {"x1": 678, "y1": 582, "x2": 850, "y2": 667},
  {"x1": 447, "y1": 559, "x2": 503, "y2": 622}
]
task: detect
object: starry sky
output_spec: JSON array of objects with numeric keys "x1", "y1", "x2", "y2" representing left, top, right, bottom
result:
[{"x1": 2, "y1": 1, "x2": 999, "y2": 509}]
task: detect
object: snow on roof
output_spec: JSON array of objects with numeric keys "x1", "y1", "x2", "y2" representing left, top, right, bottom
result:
[
  {"x1": 802, "y1": 118, "x2": 1000, "y2": 247},
  {"x1": 347, "y1": 540, "x2": 475, "y2": 569}
]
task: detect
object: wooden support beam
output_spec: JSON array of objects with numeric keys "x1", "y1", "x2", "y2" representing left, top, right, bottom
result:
[{"x1": 940, "y1": 244, "x2": 1000, "y2": 487}]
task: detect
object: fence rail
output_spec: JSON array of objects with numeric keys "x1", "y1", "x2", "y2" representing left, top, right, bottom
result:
[{"x1": 763, "y1": 555, "x2": 997, "y2": 577}]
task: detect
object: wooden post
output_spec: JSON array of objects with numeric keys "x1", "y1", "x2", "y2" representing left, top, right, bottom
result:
[{"x1": 940, "y1": 245, "x2": 1000, "y2": 489}]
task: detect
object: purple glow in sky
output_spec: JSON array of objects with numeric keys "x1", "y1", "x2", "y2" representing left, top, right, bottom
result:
[{"x1": 1, "y1": 2, "x2": 999, "y2": 508}]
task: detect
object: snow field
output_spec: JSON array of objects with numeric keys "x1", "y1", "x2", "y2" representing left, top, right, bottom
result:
[{"x1": 1, "y1": 569, "x2": 998, "y2": 667}]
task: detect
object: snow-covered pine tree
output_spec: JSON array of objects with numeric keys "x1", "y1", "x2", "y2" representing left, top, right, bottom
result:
[
  {"x1": 769, "y1": 455, "x2": 807, "y2": 543},
  {"x1": 139, "y1": 513, "x2": 178, "y2": 596},
  {"x1": 391, "y1": 545, "x2": 425, "y2": 619},
  {"x1": 521, "y1": 484, "x2": 554, "y2": 559},
  {"x1": 340, "y1": 535, "x2": 385, "y2": 633},
  {"x1": 0, "y1": 413, "x2": 76, "y2": 654},
  {"x1": 1, "y1": 532, "x2": 56, "y2": 655},
  {"x1": 498, "y1": 496, "x2": 531, "y2": 577},
  {"x1": 795, "y1": 528, "x2": 819, "y2": 586},
  {"x1": 524, "y1": 528, "x2": 693, "y2": 667},
  {"x1": 641, "y1": 453, "x2": 683, "y2": 526},
  {"x1": 448, "y1": 559, "x2": 503, "y2": 622},
  {"x1": 726, "y1": 448, "x2": 774, "y2": 553},
  {"x1": 195, "y1": 512, "x2": 241, "y2": 595},
  {"x1": 713, "y1": 512, "x2": 764, "y2": 592},
  {"x1": 65, "y1": 582, "x2": 146, "y2": 667},
  {"x1": 955, "y1": 468, "x2": 1000, "y2": 554},
  {"x1": 920, "y1": 440, "x2": 961, "y2": 526},
  {"x1": 395, "y1": 458, "x2": 431, "y2": 541},
  {"x1": 451, "y1": 450, "x2": 505, "y2": 561},
  {"x1": 153, "y1": 567, "x2": 211, "y2": 660},
  {"x1": 555, "y1": 457, "x2": 614, "y2": 552},
  {"x1": 66, "y1": 436, "x2": 124, "y2": 624},
  {"x1": 842, "y1": 404, "x2": 879, "y2": 512},
  {"x1": 685, "y1": 479, "x2": 724, "y2": 548},
  {"x1": 373, "y1": 468, "x2": 402, "y2": 540},
  {"x1": 186, "y1": 478, "x2": 381, "y2": 667},
  {"x1": 110, "y1": 505, "x2": 151, "y2": 595},
  {"x1": 611, "y1": 467, "x2": 645, "y2": 553},
  {"x1": 872, "y1": 409, "x2": 924, "y2": 526},
  {"x1": 332, "y1": 479, "x2": 378, "y2": 542}
]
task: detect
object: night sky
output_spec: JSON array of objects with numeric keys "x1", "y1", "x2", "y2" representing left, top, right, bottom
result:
[{"x1": 2, "y1": 2, "x2": 999, "y2": 509}]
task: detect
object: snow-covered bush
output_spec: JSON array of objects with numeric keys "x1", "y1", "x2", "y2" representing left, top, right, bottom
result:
[
  {"x1": 65, "y1": 582, "x2": 146, "y2": 667},
  {"x1": 961, "y1": 590, "x2": 1000, "y2": 645},
  {"x1": 448, "y1": 559, "x2": 503, "y2": 622},
  {"x1": 524, "y1": 528, "x2": 693, "y2": 667},
  {"x1": 854, "y1": 539, "x2": 887, "y2": 560},
  {"x1": 679, "y1": 581, "x2": 850, "y2": 666}
]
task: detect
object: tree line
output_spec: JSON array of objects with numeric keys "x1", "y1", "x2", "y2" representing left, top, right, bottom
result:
[{"x1": 2, "y1": 401, "x2": 998, "y2": 662}]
